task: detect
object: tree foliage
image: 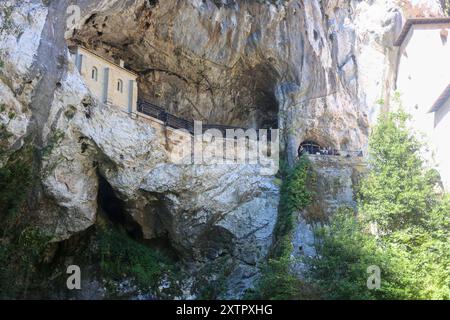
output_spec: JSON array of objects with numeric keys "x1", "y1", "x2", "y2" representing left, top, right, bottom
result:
[
  {"x1": 441, "y1": 0, "x2": 450, "y2": 15},
  {"x1": 307, "y1": 109, "x2": 450, "y2": 299},
  {"x1": 360, "y1": 110, "x2": 438, "y2": 233}
]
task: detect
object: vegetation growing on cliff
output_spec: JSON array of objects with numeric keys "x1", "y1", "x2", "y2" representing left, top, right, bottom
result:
[
  {"x1": 0, "y1": 139, "x2": 180, "y2": 299},
  {"x1": 248, "y1": 157, "x2": 318, "y2": 300},
  {"x1": 306, "y1": 110, "x2": 450, "y2": 299},
  {"x1": 0, "y1": 228, "x2": 51, "y2": 299},
  {"x1": 441, "y1": 0, "x2": 450, "y2": 15},
  {"x1": 274, "y1": 157, "x2": 314, "y2": 258},
  {"x1": 95, "y1": 225, "x2": 182, "y2": 298},
  {"x1": 0, "y1": 141, "x2": 50, "y2": 299}
]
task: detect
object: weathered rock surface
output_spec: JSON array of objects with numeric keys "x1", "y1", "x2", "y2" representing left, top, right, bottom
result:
[
  {"x1": 141, "y1": 162, "x2": 279, "y2": 296},
  {"x1": 38, "y1": 61, "x2": 279, "y2": 295},
  {"x1": 0, "y1": 0, "x2": 47, "y2": 162},
  {"x1": 68, "y1": 0, "x2": 440, "y2": 163},
  {"x1": 0, "y1": 0, "x2": 444, "y2": 298},
  {"x1": 290, "y1": 154, "x2": 367, "y2": 275},
  {"x1": 306, "y1": 154, "x2": 367, "y2": 217}
]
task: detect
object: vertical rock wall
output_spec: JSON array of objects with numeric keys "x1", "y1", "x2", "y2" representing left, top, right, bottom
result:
[
  {"x1": 0, "y1": 0, "x2": 445, "y2": 298},
  {"x1": 290, "y1": 154, "x2": 367, "y2": 275}
]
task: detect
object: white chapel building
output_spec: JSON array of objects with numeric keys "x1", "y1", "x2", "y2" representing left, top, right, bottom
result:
[
  {"x1": 395, "y1": 17, "x2": 450, "y2": 189},
  {"x1": 70, "y1": 46, "x2": 138, "y2": 114}
]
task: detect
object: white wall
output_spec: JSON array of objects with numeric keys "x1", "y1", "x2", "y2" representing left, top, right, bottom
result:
[
  {"x1": 75, "y1": 47, "x2": 138, "y2": 113},
  {"x1": 433, "y1": 97, "x2": 450, "y2": 188},
  {"x1": 397, "y1": 23, "x2": 450, "y2": 189}
]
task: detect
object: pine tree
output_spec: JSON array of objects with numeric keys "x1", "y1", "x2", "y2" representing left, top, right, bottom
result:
[{"x1": 359, "y1": 110, "x2": 438, "y2": 233}]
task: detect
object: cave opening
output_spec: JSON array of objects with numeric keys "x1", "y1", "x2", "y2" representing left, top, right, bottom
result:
[
  {"x1": 254, "y1": 87, "x2": 279, "y2": 130},
  {"x1": 97, "y1": 173, "x2": 143, "y2": 239},
  {"x1": 236, "y1": 62, "x2": 280, "y2": 130},
  {"x1": 298, "y1": 140, "x2": 322, "y2": 156},
  {"x1": 97, "y1": 172, "x2": 180, "y2": 261}
]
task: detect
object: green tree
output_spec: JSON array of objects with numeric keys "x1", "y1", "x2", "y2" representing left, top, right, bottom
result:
[
  {"x1": 441, "y1": 0, "x2": 450, "y2": 15},
  {"x1": 307, "y1": 207, "x2": 393, "y2": 299},
  {"x1": 306, "y1": 109, "x2": 450, "y2": 299},
  {"x1": 360, "y1": 110, "x2": 438, "y2": 233}
]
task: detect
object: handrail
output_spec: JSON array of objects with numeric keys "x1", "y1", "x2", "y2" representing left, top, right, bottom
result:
[
  {"x1": 136, "y1": 98, "x2": 363, "y2": 157},
  {"x1": 137, "y1": 99, "x2": 251, "y2": 135},
  {"x1": 302, "y1": 149, "x2": 364, "y2": 157}
]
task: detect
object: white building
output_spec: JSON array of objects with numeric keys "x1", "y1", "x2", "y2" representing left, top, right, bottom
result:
[
  {"x1": 70, "y1": 46, "x2": 138, "y2": 114},
  {"x1": 395, "y1": 17, "x2": 450, "y2": 189}
]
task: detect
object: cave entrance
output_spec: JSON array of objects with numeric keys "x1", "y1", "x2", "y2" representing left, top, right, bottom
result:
[
  {"x1": 97, "y1": 173, "x2": 180, "y2": 261},
  {"x1": 97, "y1": 173, "x2": 142, "y2": 239},
  {"x1": 237, "y1": 62, "x2": 280, "y2": 129},
  {"x1": 298, "y1": 140, "x2": 322, "y2": 156}
]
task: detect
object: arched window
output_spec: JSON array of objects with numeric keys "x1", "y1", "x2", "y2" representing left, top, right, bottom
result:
[
  {"x1": 91, "y1": 67, "x2": 98, "y2": 81},
  {"x1": 117, "y1": 79, "x2": 123, "y2": 93}
]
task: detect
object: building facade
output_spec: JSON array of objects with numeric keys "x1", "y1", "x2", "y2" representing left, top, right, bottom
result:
[
  {"x1": 395, "y1": 18, "x2": 450, "y2": 189},
  {"x1": 71, "y1": 46, "x2": 138, "y2": 114}
]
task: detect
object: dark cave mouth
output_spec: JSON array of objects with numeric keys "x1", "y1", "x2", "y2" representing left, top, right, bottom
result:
[
  {"x1": 234, "y1": 62, "x2": 280, "y2": 129},
  {"x1": 97, "y1": 173, "x2": 143, "y2": 239},
  {"x1": 96, "y1": 172, "x2": 180, "y2": 260}
]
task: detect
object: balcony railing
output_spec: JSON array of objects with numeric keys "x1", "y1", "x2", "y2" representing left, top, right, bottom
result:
[
  {"x1": 137, "y1": 99, "x2": 250, "y2": 135},
  {"x1": 136, "y1": 99, "x2": 362, "y2": 157}
]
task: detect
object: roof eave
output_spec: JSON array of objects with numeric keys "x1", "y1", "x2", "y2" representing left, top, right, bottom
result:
[
  {"x1": 76, "y1": 46, "x2": 139, "y2": 77},
  {"x1": 429, "y1": 85, "x2": 450, "y2": 113},
  {"x1": 394, "y1": 17, "x2": 450, "y2": 47}
]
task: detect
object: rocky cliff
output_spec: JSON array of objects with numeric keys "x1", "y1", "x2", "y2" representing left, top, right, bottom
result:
[{"x1": 0, "y1": 0, "x2": 444, "y2": 299}]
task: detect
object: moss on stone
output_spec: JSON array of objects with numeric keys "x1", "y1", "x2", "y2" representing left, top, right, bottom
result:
[{"x1": 247, "y1": 156, "x2": 317, "y2": 299}]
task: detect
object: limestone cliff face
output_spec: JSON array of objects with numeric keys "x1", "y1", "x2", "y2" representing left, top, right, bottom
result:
[
  {"x1": 0, "y1": 0, "x2": 443, "y2": 298},
  {"x1": 70, "y1": 0, "x2": 402, "y2": 164}
]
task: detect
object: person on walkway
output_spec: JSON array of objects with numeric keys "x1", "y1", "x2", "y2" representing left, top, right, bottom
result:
[{"x1": 298, "y1": 145, "x2": 305, "y2": 157}]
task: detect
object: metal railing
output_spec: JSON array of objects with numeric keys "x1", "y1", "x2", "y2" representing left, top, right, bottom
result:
[
  {"x1": 303, "y1": 149, "x2": 364, "y2": 158},
  {"x1": 137, "y1": 99, "x2": 251, "y2": 136},
  {"x1": 137, "y1": 100, "x2": 167, "y2": 121},
  {"x1": 136, "y1": 99, "x2": 362, "y2": 157}
]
